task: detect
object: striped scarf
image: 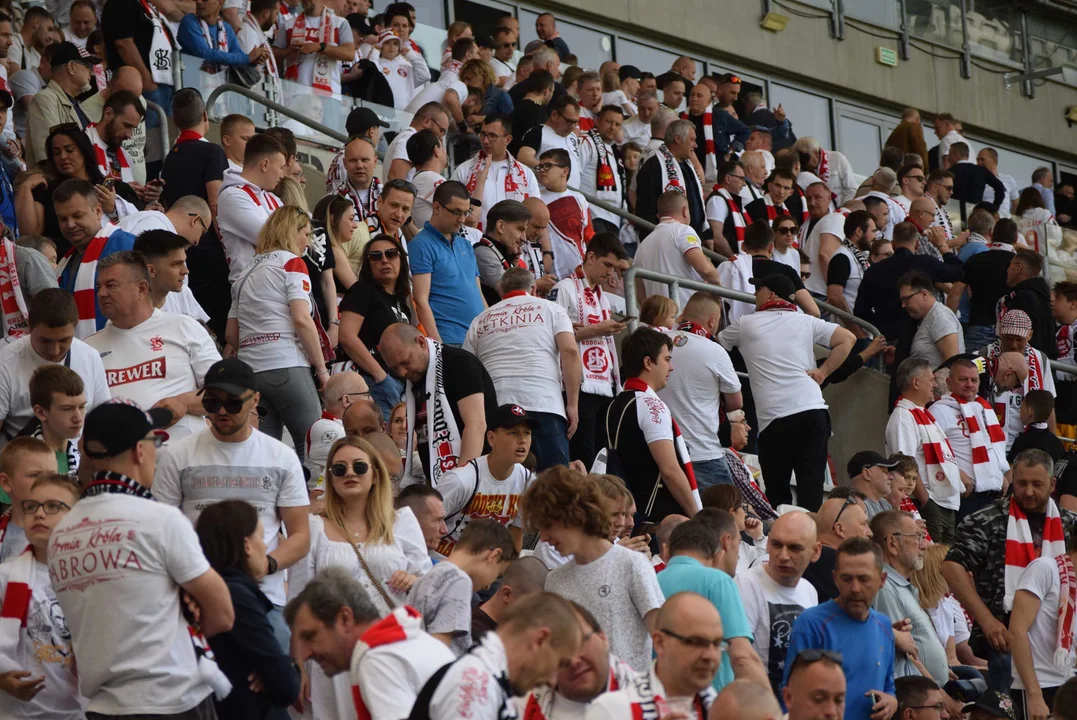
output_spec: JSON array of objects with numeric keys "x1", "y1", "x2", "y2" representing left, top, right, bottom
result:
[
  {"x1": 55, "y1": 225, "x2": 118, "y2": 340},
  {"x1": 521, "y1": 653, "x2": 636, "y2": 719},
  {"x1": 0, "y1": 546, "x2": 34, "y2": 674},
  {"x1": 1059, "y1": 320, "x2": 1077, "y2": 363},
  {"x1": 840, "y1": 236, "x2": 869, "y2": 272},
  {"x1": 624, "y1": 378, "x2": 701, "y2": 513},
  {"x1": 284, "y1": 8, "x2": 334, "y2": 92},
  {"x1": 341, "y1": 176, "x2": 381, "y2": 221},
  {"x1": 1004, "y1": 496, "x2": 1066, "y2": 612},
  {"x1": 351, "y1": 606, "x2": 424, "y2": 720},
  {"x1": 0, "y1": 238, "x2": 28, "y2": 341},
  {"x1": 30, "y1": 426, "x2": 79, "y2": 478},
  {"x1": 986, "y1": 340, "x2": 1045, "y2": 392},
  {"x1": 586, "y1": 129, "x2": 621, "y2": 193},
  {"x1": 623, "y1": 667, "x2": 715, "y2": 720},
  {"x1": 899, "y1": 496, "x2": 932, "y2": 542},
  {"x1": 682, "y1": 109, "x2": 716, "y2": 182},
  {"x1": 86, "y1": 123, "x2": 133, "y2": 183},
  {"x1": 1056, "y1": 553, "x2": 1077, "y2": 672},
  {"x1": 198, "y1": 18, "x2": 228, "y2": 72},
  {"x1": 712, "y1": 187, "x2": 745, "y2": 242},
  {"x1": 932, "y1": 394, "x2": 1007, "y2": 491},
  {"x1": 893, "y1": 397, "x2": 961, "y2": 504},
  {"x1": 657, "y1": 143, "x2": 685, "y2": 194}
]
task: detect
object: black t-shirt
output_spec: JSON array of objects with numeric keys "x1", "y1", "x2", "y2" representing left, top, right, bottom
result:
[
  {"x1": 1055, "y1": 452, "x2": 1077, "y2": 502},
  {"x1": 162, "y1": 140, "x2": 229, "y2": 207},
  {"x1": 827, "y1": 253, "x2": 852, "y2": 288},
  {"x1": 303, "y1": 228, "x2": 337, "y2": 327},
  {"x1": 752, "y1": 256, "x2": 804, "y2": 291},
  {"x1": 508, "y1": 100, "x2": 548, "y2": 157},
  {"x1": 410, "y1": 346, "x2": 499, "y2": 480},
  {"x1": 803, "y1": 544, "x2": 838, "y2": 602},
  {"x1": 1008, "y1": 427, "x2": 1064, "y2": 464},
  {"x1": 102, "y1": 0, "x2": 157, "y2": 72},
  {"x1": 518, "y1": 125, "x2": 544, "y2": 156},
  {"x1": 336, "y1": 279, "x2": 411, "y2": 367},
  {"x1": 962, "y1": 249, "x2": 1013, "y2": 327}
]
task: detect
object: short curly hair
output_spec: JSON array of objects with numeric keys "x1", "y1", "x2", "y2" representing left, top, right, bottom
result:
[{"x1": 521, "y1": 466, "x2": 615, "y2": 539}]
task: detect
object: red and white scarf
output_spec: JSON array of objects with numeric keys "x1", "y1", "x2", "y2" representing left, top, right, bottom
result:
[
  {"x1": 899, "y1": 496, "x2": 933, "y2": 542},
  {"x1": 341, "y1": 176, "x2": 381, "y2": 221},
  {"x1": 1055, "y1": 553, "x2": 1077, "y2": 672},
  {"x1": 586, "y1": 129, "x2": 621, "y2": 194},
  {"x1": 521, "y1": 653, "x2": 637, "y2": 719},
  {"x1": 136, "y1": 0, "x2": 175, "y2": 86},
  {"x1": 350, "y1": 606, "x2": 424, "y2": 720},
  {"x1": 817, "y1": 148, "x2": 831, "y2": 185},
  {"x1": 753, "y1": 194, "x2": 789, "y2": 224},
  {"x1": 894, "y1": 397, "x2": 961, "y2": 503},
  {"x1": 465, "y1": 152, "x2": 531, "y2": 229},
  {"x1": 986, "y1": 340, "x2": 1045, "y2": 392},
  {"x1": 621, "y1": 664, "x2": 715, "y2": 720},
  {"x1": 56, "y1": 223, "x2": 119, "y2": 339},
  {"x1": 0, "y1": 545, "x2": 33, "y2": 675},
  {"x1": 677, "y1": 320, "x2": 710, "y2": 338},
  {"x1": 682, "y1": 109, "x2": 716, "y2": 181},
  {"x1": 0, "y1": 238, "x2": 29, "y2": 341},
  {"x1": 657, "y1": 143, "x2": 687, "y2": 194},
  {"x1": 712, "y1": 187, "x2": 745, "y2": 243},
  {"x1": 578, "y1": 107, "x2": 596, "y2": 132},
  {"x1": 199, "y1": 18, "x2": 228, "y2": 72},
  {"x1": 86, "y1": 123, "x2": 133, "y2": 184},
  {"x1": 1058, "y1": 320, "x2": 1077, "y2": 363},
  {"x1": 932, "y1": 393, "x2": 1007, "y2": 490},
  {"x1": 285, "y1": 8, "x2": 334, "y2": 92},
  {"x1": 1004, "y1": 496, "x2": 1067, "y2": 612},
  {"x1": 624, "y1": 377, "x2": 701, "y2": 513},
  {"x1": 792, "y1": 185, "x2": 810, "y2": 227},
  {"x1": 568, "y1": 268, "x2": 619, "y2": 396}
]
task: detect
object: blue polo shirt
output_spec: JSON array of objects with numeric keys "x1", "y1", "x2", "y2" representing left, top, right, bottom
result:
[
  {"x1": 781, "y1": 600, "x2": 896, "y2": 720},
  {"x1": 656, "y1": 555, "x2": 753, "y2": 692},
  {"x1": 408, "y1": 222, "x2": 485, "y2": 345}
]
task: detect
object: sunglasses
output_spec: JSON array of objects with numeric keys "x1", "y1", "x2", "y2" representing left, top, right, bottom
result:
[
  {"x1": 369, "y1": 248, "x2": 401, "y2": 262},
  {"x1": 202, "y1": 393, "x2": 254, "y2": 415},
  {"x1": 833, "y1": 495, "x2": 858, "y2": 527},
  {"x1": 777, "y1": 226, "x2": 797, "y2": 234},
  {"x1": 801, "y1": 271, "x2": 811, "y2": 280},
  {"x1": 330, "y1": 460, "x2": 371, "y2": 477},
  {"x1": 793, "y1": 649, "x2": 843, "y2": 667},
  {"x1": 21, "y1": 499, "x2": 71, "y2": 515}
]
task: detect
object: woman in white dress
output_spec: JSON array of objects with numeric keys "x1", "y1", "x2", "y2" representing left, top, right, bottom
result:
[{"x1": 288, "y1": 435, "x2": 432, "y2": 720}]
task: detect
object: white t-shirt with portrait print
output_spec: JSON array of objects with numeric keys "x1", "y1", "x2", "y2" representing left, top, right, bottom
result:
[
  {"x1": 230, "y1": 250, "x2": 314, "y2": 373},
  {"x1": 153, "y1": 427, "x2": 310, "y2": 606},
  {"x1": 432, "y1": 455, "x2": 532, "y2": 559}
]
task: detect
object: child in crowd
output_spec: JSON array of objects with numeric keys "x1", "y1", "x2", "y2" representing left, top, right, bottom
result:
[
  {"x1": 28, "y1": 365, "x2": 85, "y2": 479},
  {"x1": 0, "y1": 473, "x2": 84, "y2": 719},
  {"x1": 536, "y1": 147, "x2": 594, "y2": 279},
  {"x1": 886, "y1": 453, "x2": 932, "y2": 540},
  {"x1": 0, "y1": 439, "x2": 58, "y2": 563},
  {"x1": 407, "y1": 518, "x2": 516, "y2": 657},
  {"x1": 1008, "y1": 389, "x2": 1064, "y2": 462},
  {"x1": 219, "y1": 114, "x2": 255, "y2": 173}
]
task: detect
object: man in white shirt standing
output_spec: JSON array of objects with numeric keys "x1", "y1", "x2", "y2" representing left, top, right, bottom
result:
[
  {"x1": 217, "y1": 133, "x2": 287, "y2": 283},
  {"x1": 49, "y1": 400, "x2": 235, "y2": 719},
  {"x1": 885, "y1": 357, "x2": 966, "y2": 544},
  {"x1": 977, "y1": 147, "x2": 1019, "y2": 218},
  {"x1": 578, "y1": 105, "x2": 626, "y2": 234},
  {"x1": 718, "y1": 274, "x2": 854, "y2": 511},
  {"x1": 154, "y1": 358, "x2": 311, "y2": 651},
  {"x1": 464, "y1": 268, "x2": 581, "y2": 471},
  {"x1": 286, "y1": 566, "x2": 454, "y2": 720},
  {"x1": 619, "y1": 90, "x2": 658, "y2": 148},
  {"x1": 634, "y1": 190, "x2": 719, "y2": 309},
  {"x1": 382, "y1": 102, "x2": 450, "y2": 182},
  {"x1": 453, "y1": 114, "x2": 540, "y2": 232},
  {"x1": 658, "y1": 291, "x2": 742, "y2": 488},
  {"x1": 86, "y1": 253, "x2": 221, "y2": 443},
  {"x1": 799, "y1": 182, "x2": 846, "y2": 301},
  {"x1": 273, "y1": 0, "x2": 354, "y2": 95},
  {"x1": 933, "y1": 112, "x2": 970, "y2": 170},
  {"x1": 793, "y1": 137, "x2": 858, "y2": 206},
  {"x1": 0, "y1": 289, "x2": 110, "y2": 445},
  {"x1": 516, "y1": 94, "x2": 583, "y2": 189}
]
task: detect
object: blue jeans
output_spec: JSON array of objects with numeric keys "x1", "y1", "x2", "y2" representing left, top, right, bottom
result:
[
  {"x1": 529, "y1": 411, "x2": 569, "y2": 471},
  {"x1": 142, "y1": 84, "x2": 174, "y2": 124},
  {"x1": 965, "y1": 324, "x2": 997, "y2": 354},
  {"x1": 358, "y1": 370, "x2": 404, "y2": 423},
  {"x1": 984, "y1": 646, "x2": 1012, "y2": 694},
  {"x1": 694, "y1": 457, "x2": 734, "y2": 488},
  {"x1": 267, "y1": 605, "x2": 291, "y2": 655}
]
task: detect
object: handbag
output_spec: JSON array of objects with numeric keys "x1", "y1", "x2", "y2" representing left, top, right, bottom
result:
[{"x1": 341, "y1": 526, "x2": 397, "y2": 610}]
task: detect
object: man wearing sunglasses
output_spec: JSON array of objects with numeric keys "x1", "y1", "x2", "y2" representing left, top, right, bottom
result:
[
  {"x1": 488, "y1": 27, "x2": 517, "y2": 85},
  {"x1": 154, "y1": 358, "x2": 311, "y2": 652},
  {"x1": 895, "y1": 164, "x2": 927, "y2": 215}
]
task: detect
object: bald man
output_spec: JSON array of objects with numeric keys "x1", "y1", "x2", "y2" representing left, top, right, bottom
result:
[
  {"x1": 783, "y1": 647, "x2": 847, "y2": 720},
  {"x1": 671, "y1": 56, "x2": 696, "y2": 82},
  {"x1": 907, "y1": 196, "x2": 951, "y2": 258},
  {"x1": 653, "y1": 514, "x2": 688, "y2": 569},
  {"x1": 587, "y1": 592, "x2": 724, "y2": 719},
  {"x1": 343, "y1": 399, "x2": 385, "y2": 438},
  {"x1": 305, "y1": 370, "x2": 370, "y2": 479},
  {"x1": 709, "y1": 679, "x2": 783, "y2": 720},
  {"x1": 802, "y1": 493, "x2": 872, "y2": 602},
  {"x1": 472, "y1": 556, "x2": 549, "y2": 642},
  {"x1": 523, "y1": 197, "x2": 556, "y2": 294},
  {"x1": 735, "y1": 511, "x2": 821, "y2": 694}
]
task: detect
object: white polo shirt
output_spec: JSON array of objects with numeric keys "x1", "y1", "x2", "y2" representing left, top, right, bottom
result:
[
  {"x1": 799, "y1": 213, "x2": 846, "y2": 296},
  {"x1": 633, "y1": 219, "x2": 706, "y2": 308}
]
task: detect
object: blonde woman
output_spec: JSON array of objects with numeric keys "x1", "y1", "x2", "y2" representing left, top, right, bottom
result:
[
  {"x1": 910, "y1": 544, "x2": 987, "y2": 672},
  {"x1": 288, "y1": 435, "x2": 431, "y2": 719},
  {"x1": 226, "y1": 205, "x2": 330, "y2": 463},
  {"x1": 460, "y1": 58, "x2": 512, "y2": 115}
]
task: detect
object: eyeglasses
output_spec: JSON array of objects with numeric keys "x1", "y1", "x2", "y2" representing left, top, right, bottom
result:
[
  {"x1": 439, "y1": 205, "x2": 473, "y2": 218},
  {"x1": 478, "y1": 131, "x2": 507, "y2": 140},
  {"x1": 726, "y1": 172, "x2": 745, "y2": 181},
  {"x1": 833, "y1": 496, "x2": 858, "y2": 527},
  {"x1": 330, "y1": 460, "x2": 370, "y2": 477},
  {"x1": 659, "y1": 628, "x2": 728, "y2": 652},
  {"x1": 368, "y1": 248, "x2": 401, "y2": 262},
  {"x1": 342, "y1": 391, "x2": 372, "y2": 401},
  {"x1": 21, "y1": 499, "x2": 71, "y2": 515},
  {"x1": 777, "y1": 226, "x2": 796, "y2": 234},
  {"x1": 384, "y1": 178, "x2": 418, "y2": 195},
  {"x1": 900, "y1": 290, "x2": 924, "y2": 307},
  {"x1": 535, "y1": 163, "x2": 567, "y2": 172},
  {"x1": 556, "y1": 115, "x2": 580, "y2": 126},
  {"x1": 202, "y1": 393, "x2": 255, "y2": 415},
  {"x1": 189, "y1": 213, "x2": 209, "y2": 234},
  {"x1": 938, "y1": 184, "x2": 954, "y2": 192},
  {"x1": 791, "y1": 649, "x2": 844, "y2": 668}
]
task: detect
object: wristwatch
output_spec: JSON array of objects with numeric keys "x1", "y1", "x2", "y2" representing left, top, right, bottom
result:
[
  {"x1": 266, "y1": 554, "x2": 278, "y2": 575},
  {"x1": 319, "y1": 41, "x2": 327, "y2": 53}
]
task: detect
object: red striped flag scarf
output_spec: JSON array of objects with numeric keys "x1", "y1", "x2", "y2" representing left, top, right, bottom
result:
[
  {"x1": 893, "y1": 397, "x2": 961, "y2": 502},
  {"x1": 0, "y1": 545, "x2": 33, "y2": 674},
  {"x1": 1004, "y1": 495, "x2": 1066, "y2": 613},
  {"x1": 1055, "y1": 553, "x2": 1077, "y2": 672},
  {"x1": 87, "y1": 123, "x2": 134, "y2": 184},
  {"x1": 623, "y1": 377, "x2": 701, "y2": 513},
  {"x1": 522, "y1": 653, "x2": 637, "y2": 719},
  {"x1": 681, "y1": 109, "x2": 716, "y2": 182},
  {"x1": 712, "y1": 187, "x2": 745, "y2": 243},
  {"x1": 350, "y1": 606, "x2": 424, "y2": 720},
  {"x1": 55, "y1": 223, "x2": 120, "y2": 339},
  {"x1": 932, "y1": 393, "x2": 1008, "y2": 490}
]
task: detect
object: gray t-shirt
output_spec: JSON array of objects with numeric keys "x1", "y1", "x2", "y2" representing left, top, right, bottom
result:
[
  {"x1": 545, "y1": 543, "x2": 665, "y2": 672},
  {"x1": 407, "y1": 561, "x2": 474, "y2": 657},
  {"x1": 0, "y1": 520, "x2": 26, "y2": 563},
  {"x1": 474, "y1": 243, "x2": 508, "y2": 296},
  {"x1": 864, "y1": 497, "x2": 894, "y2": 520},
  {"x1": 911, "y1": 301, "x2": 964, "y2": 368},
  {"x1": 15, "y1": 245, "x2": 58, "y2": 297}
]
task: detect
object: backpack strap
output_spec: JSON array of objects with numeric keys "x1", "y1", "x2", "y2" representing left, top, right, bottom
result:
[
  {"x1": 441, "y1": 459, "x2": 480, "y2": 540},
  {"x1": 606, "y1": 395, "x2": 637, "y2": 450}
]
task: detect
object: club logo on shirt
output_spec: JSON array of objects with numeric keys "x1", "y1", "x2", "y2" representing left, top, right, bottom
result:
[
  {"x1": 398, "y1": 67, "x2": 408, "y2": 77},
  {"x1": 105, "y1": 358, "x2": 167, "y2": 387},
  {"x1": 302, "y1": 279, "x2": 311, "y2": 292},
  {"x1": 149, "y1": 335, "x2": 164, "y2": 352}
]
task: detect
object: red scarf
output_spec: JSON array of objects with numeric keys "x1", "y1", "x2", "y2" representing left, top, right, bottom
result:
[
  {"x1": 624, "y1": 378, "x2": 700, "y2": 512},
  {"x1": 0, "y1": 238, "x2": 28, "y2": 340},
  {"x1": 285, "y1": 8, "x2": 334, "y2": 91},
  {"x1": 899, "y1": 497, "x2": 933, "y2": 542},
  {"x1": 682, "y1": 108, "x2": 716, "y2": 181},
  {"x1": 1056, "y1": 553, "x2": 1077, "y2": 671},
  {"x1": 174, "y1": 129, "x2": 205, "y2": 148},
  {"x1": 0, "y1": 547, "x2": 34, "y2": 676},
  {"x1": 199, "y1": 18, "x2": 228, "y2": 72},
  {"x1": 677, "y1": 320, "x2": 710, "y2": 338},
  {"x1": 712, "y1": 187, "x2": 745, "y2": 242},
  {"x1": 760, "y1": 299, "x2": 797, "y2": 312},
  {"x1": 587, "y1": 129, "x2": 618, "y2": 191},
  {"x1": 351, "y1": 607, "x2": 425, "y2": 720},
  {"x1": 1004, "y1": 497, "x2": 1066, "y2": 612},
  {"x1": 1059, "y1": 321, "x2": 1077, "y2": 362}
]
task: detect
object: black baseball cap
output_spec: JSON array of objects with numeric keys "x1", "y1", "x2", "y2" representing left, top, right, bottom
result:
[
  {"x1": 490, "y1": 404, "x2": 539, "y2": 431},
  {"x1": 846, "y1": 450, "x2": 899, "y2": 480},
  {"x1": 619, "y1": 65, "x2": 642, "y2": 82},
  {"x1": 200, "y1": 358, "x2": 257, "y2": 397},
  {"x1": 345, "y1": 107, "x2": 390, "y2": 136},
  {"x1": 962, "y1": 691, "x2": 1015, "y2": 720},
  {"x1": 750, "y1": 273, "x2": 796, "y2": 302},
  {"x1": 83, "y1": 400, "x2": 172, "y2": 459},
  {"x1": 51, "y1": 41, "x2": 100, "y2": 68}
]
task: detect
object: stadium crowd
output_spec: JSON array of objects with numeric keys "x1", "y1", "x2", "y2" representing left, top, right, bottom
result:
[{"x1": 0, "y1": 1, "x2": 1076, "y2": 719}]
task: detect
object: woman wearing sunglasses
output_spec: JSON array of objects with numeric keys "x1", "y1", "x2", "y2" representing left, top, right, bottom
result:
[
  {"x1": 770, "y1": 215, "x2": 801, "y2": 273},
  {"x1": 226, "y1": 206, "x2": 331, "y2": 464},
  {"x1": 287, "y1": 435, "x2": 431, "y2": 718},
  {"x1": 336, "y1": 234, "x2": 411, "y2": 420},
  {"x1": 195, "y1": 500, "x2": 301, "y2": 720}
]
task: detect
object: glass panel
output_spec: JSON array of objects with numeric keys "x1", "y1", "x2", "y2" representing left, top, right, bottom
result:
[
  {"x1": 836, "y1": 113, "x2": 883, "y2": 178},
  {"x1": 453, "y1": 0, "x2": 515, "y2": 40},
  {"x1": 616, "y1": 39, "x2": 697, "y2": 79},
  {"x1": 517, "y1": 9, "x2": 611, "y2": 69},
  {"x1": 409, "y1": 0, "x2": 447, "y2": 30},
  {"x1": 843, "y1": 0, "x2": 900, "y2": 31},
  {"x1": 965, "y1": 1, "x2": 1023, "y2": 67},
  {"x1": 769, "y1": 83, "x2": 831, "y2": 148},
  {"x1": 412, "y1": 21, "x2": 448, "y2": 71},
  {"x1": 908, "y1": 0, "x2": 963, "y2": 49},
  {"x1": 1027, "y1": 12, "x2": 1077, "y2": 87}
]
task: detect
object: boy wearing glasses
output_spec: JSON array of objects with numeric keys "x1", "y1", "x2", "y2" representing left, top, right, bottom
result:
[
  {"x1": 0, "y1": 473, "x2": 84, "y2": 719},
  {"x1": 0, "y1": 438, "x2": 57, "y2": 563},
  {"x1": 537, "y1": 147, "x2": 594, "y2": 280}
]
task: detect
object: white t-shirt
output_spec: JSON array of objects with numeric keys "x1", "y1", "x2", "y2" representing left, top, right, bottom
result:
[
  {"x1": 463, "y1": 293, "x2": 574, "y2": 418},
  {"x1": 633, "y1": 219, "x2": 706, "y2": 309},
  {"x1": 735, "y1": 563, "x2": 818, "y2": 692},
  {"x1": 433, "y1": 455, "x2": 532, "y2": 558},
  {"x1": 619, "y1": 115, "x2": 650, "y2": 147},
  {"x1": 718, "y1": 311, "x2": 839, "y2": 432},
  {"x1": 153, "y1": 427, "x2": 310, "y2": 605},
  {"x1": 405, "y1": 73, "x2": 467, "y2": 115},
  {"x1": 85, "y1": 309, "x2": 221, "y2": 443},
  {"x1": 383, "y1": 126, "x2": 417, "y2": 182},
  {"x1": 799, "y1": 213, "x2": 846, "y2": 296},
  {"x1": 546, "y1": 544, "x2": 665, "y2": 672},
  {"x1": 229, "y1": 250, "x2": 314, "y2": 373},
  {"x1": 48, "y1": 494, "x2": 213, "y2": 715},
  {"x1": 657, "y1": 328, "x2": 741, "y2": 461},
  {"x1": 116, "y1": 211, "x2": 211, "y2": 322},
  {"x1": 542, "y1": 188, "x2": 593, "y2": 280},
  {"x1": 0, "y1": 337, "x2": 110, "y2": 444},
  {"x1": 772, "y1": 245, "x2": 800, "y2": 272},
  {"x1": 411, "y1": 169, "x2": 446, "y2": 228},
  {"x1": 1011, "y1": 556, "x2": 1072, "y2": 690},
  {"x1": 0, "y1": 559, "x2": 84, "y2": 720},
  {"x1": 351, "y1": 625, "x2": 455, "y2": 718},
  {"x1": 452, "y1": 157, "x2": 541, "y2": 231},
  {"x1": 535, "y1": 125, "x2": 583, "y2": 190},
  {"x1": 274, "y1": 11, "x2": 353, "y2": 94}
]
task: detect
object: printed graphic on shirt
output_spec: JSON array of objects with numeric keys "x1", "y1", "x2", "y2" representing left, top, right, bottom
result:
[
  {"x1": 766, "y1": 601, "x2": 806, "y2": 691},
  {"x1": 49, "y1": 517, "x2": 146, "y2": 591},
  {"x1": 27, "y1": 585, "x2": 74, "y2": 671},
  {"x1": 106, "y1": 357, "x2": 167, "y2": 386}
]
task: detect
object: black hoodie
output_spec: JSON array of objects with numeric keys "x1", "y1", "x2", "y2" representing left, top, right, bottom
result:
[{"x1": 1000, "y1": 276, "x2": 1057, "y2": 359}]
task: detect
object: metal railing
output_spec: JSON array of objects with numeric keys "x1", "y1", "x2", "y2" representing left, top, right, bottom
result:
[
  {"x1": 146, "y1": 100, "x2": 170, "y2": 165},
  {"x1": 204, "y1": 84, "x2": 349, "y2": 146}
]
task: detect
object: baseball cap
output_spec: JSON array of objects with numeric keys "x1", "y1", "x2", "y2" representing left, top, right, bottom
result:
[
  {"x1": 200, "y1": 358, "x2": 257, "y2": 397},
  {"x1": 345, "y1": 106, "x2": 390, "y2": 136},
  {"x1": 82, "y1": 400, "x2": 173, "y2": 459},
  {"x1": 750, "y1": 273, "x2": 796, "y2": 302},
  {"x1": 51, "y1": 41, "x2": 100, "y2": 68},
  {"x1": 490, "y1": 404, "x2": 539, "y2": 431},
  {"x1": 846, "y1": 450, "x2": 899, "y2": 480},
  {"x1": 619, "y1": 65, "x2": 642, "y2": 82},
  {"x1": 998, "y1": 309, "x2": 1032, "y2": 338},
  {"x1": 962, "y1": 691, "x2": 1015, "y2": 720},
  {"x1": 0, "y1": 78, "x2": 12, "y2": 111}
]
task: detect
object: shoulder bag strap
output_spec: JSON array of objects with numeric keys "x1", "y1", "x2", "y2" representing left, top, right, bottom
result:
[
  {"x1": 343, "y1": 529, "x2": 397, "y2": 610},
  {"x1": 443, "y1": 460, "x2": 480, "y2": 539}
]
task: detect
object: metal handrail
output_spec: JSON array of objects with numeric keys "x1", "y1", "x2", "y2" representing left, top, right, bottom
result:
[
  {"x1": 146, "y1": 100, "x2": 169, "y2": 166},
  {"x1": 204, "y1": 84, "x2": 349, "y2": 145},
  {"x1": 623, "y1": 267, "x2": 755, "y2": 333}
]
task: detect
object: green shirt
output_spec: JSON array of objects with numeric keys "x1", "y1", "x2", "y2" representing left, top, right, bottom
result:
[{"x1": 55, "y1": 450, "x2": 68, "y2": 476}]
